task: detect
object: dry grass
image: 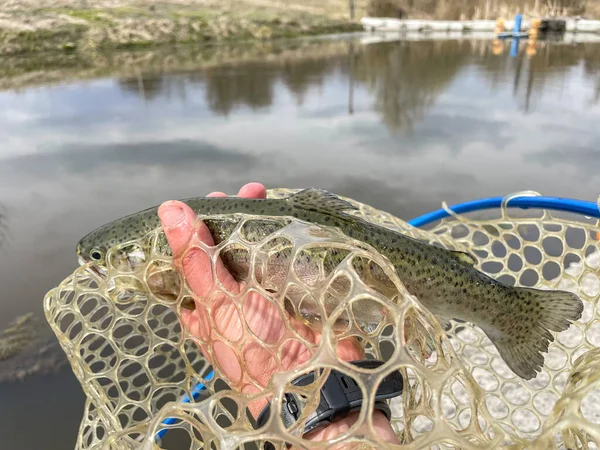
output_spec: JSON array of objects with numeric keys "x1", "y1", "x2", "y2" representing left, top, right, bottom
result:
[
  {"x1": 1, "y1": 0, "x2": 597, "y2": 56},
  {"x1": 587, "y1": 0, "x2": 600, "y2": 17},
  {"x1": 0, "y1": 0, "x2": 365, "y2": 18},
  {"x1": 0, "y1": 0, "x2": 364, "y2": 55}
]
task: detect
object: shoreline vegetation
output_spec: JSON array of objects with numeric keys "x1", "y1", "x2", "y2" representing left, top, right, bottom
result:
[
  {"x1": 2, "y1": 33, "x2": 598, "y2": 96},
  {"x1": 1, "y1": 0, "x2": 599, "y2": 92},
  {"x1": 0, "y1": 0, "x2": 364, "y2": 57},
  {"x1": 1, "y1": 0, "x2": 599, "y2": 58}
]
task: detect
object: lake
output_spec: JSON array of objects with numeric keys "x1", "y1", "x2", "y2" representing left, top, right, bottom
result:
[{"x1": 0, "y1": 33, "x2": 599, "y2": 449}]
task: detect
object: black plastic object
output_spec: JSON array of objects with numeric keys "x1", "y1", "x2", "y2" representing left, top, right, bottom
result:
[{"x1": 257, "y1": 359, "x2": 403, "y2": 447}]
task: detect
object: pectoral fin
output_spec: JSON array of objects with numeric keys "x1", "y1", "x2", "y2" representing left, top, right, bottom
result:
[{"x1": 450, "y1": 250, "x2": 478, "y2": 266}]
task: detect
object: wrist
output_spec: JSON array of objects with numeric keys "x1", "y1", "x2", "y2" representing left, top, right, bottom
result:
[
  {"x1": 304, "y1": 410, "x2": 399, "y2": 444},
  {"x1": 255, "y1": 360, "x2": 403, "y2": 445}
]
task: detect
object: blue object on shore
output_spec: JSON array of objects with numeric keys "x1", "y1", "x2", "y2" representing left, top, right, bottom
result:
[
  {"x1": 496, "y1": 12, "x2": 529, "y2": 47},
  {"x1": 514, "y1": 13, "x2": 523, "y2": 32}
]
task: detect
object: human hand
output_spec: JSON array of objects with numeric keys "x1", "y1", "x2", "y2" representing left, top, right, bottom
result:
[{"x1": 158, "y1": 182, "x2": 399, "y2": 443}]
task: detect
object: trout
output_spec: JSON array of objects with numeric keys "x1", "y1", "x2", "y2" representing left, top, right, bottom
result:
[{"x1": 76, "y1": 188, "x2": 583, "y2": 380}]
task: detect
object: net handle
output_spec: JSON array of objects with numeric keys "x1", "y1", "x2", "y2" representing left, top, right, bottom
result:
[
  {"x1": 161, "y1": 194, "x2": 600, "y2": 439},
  {"x1": 408, "y1": 195, "x2": 600, "y2": 228},
  {"x1": 156, "y1": 371, "x2": 214, "y2": 440}
]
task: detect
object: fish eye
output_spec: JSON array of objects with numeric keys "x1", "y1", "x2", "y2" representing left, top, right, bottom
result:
[{"x1": 90, "y1": 249, "x2": 104, "y2": 261}]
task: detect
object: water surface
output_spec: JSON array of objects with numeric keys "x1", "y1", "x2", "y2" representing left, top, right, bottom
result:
[{"x1": 0, "y1": 34, "x2": 599, "y2": 449}]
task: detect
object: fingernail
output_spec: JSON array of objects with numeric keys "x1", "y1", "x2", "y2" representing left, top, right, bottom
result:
[{"x1": 159, "y1": 202, "x2": 186, "y2": 229}]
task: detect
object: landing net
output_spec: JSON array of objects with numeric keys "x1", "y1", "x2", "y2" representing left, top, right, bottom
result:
[{"x1": 43, "y1": 189, "x2": 600, "y2": 449}]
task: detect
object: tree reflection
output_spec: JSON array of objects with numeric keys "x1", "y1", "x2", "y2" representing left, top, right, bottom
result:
[
  {"x1": 118, "y1": 72, "x2": 167, "y2": 101},
  {"x1": 112, "y1": 38, "x2": 600, "y2": 128},
  {"x1": 476, "y1": 40, "x2": 600, "y2": 109},
  {"x1": 204, "y1": 63, "x2": 276, "y2": 115},
  {"x1": 353, "y1": 40, "x2": 471, "y2": 132},
  {"x1": 203, "y1": 54, "x2": 342, "y2": 113},
  {"x1": 582, "y1": 44, "x2": 600, "y2": 105},
  {"x1": 280, "y1": 55, "x2": 341, "y2": 105}
]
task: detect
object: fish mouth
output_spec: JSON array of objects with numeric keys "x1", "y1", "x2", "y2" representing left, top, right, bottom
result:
[{"x1": 78, "y1": 256, "x2": 108, "y2": 279}]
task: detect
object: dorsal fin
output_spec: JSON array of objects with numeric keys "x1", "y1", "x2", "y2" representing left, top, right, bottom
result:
[
  {"x1": 450, "y1": 250, "x2": 477, "y2": 266},
  {"x1": 287, "y1": 188, "x2": 358, "y2": 215}
]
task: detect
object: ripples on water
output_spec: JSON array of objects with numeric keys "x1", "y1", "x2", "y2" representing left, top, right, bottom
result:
[{"x1": 0, "y1": 35, "x2": 598, "y2": 448}]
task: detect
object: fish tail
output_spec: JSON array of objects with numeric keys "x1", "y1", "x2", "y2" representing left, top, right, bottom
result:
[{"x1": 485, "y1": 287, "x2": 583, "y2": 380}]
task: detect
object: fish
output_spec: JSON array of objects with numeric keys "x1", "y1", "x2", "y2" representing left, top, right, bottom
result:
[{"x1": 76, "y1": 188, "x2": 583, "y2": 380}]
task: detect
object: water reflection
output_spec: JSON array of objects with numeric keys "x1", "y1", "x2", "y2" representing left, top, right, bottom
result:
[
  {"x1": 106, "y1": 38, "x2": 600, "y2": 131},
  {"x1": 476, "y1": 41, "x2": 600, "y2": 111},
  {"x1": 116, "y1": 53, "x2": 343, "y2": 112},
  {"x1": 0, "y1": 312, "x2": 67, "y2": 382},
  {"x1": 0, "y1": 203, "x2": 8, "y2": 250},
  {"x1": 0, "y1": 35, "x2": 599, "y2": 449},
  {"x1": 354, "y1": 40, "x2": 471, "y2": 132},
  {"x1": 118, "y1": 73, "x2": 168, "y2": 102}
]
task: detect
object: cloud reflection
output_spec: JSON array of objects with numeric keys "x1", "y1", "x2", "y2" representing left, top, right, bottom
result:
[{"x1": 1, "y1": 139, "x2": 261, "y2": 178}]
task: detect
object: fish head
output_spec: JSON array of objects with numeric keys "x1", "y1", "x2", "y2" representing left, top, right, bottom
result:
[
  {"x1": 76, "y1": 206, "x2": 136, "y2": 266},
  {"x1": 76, "y1": 230, "x2": 111, "y2": 277},
  {"x1": 76, "y1": 218, "x2": 124, "y2": 276},
  {"x1": 77, "y1": 230, "x2": 150, "y2": 276},
  {"x1": 77, "y1": 212, "x2": 157, "y2": 281}
]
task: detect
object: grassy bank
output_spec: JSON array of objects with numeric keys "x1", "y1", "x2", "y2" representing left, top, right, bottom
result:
[
  {"x1": 4, "y1": 0, "x2": 598, "y2": 57},
  {"x1": 0, "y1": 0, "x2": 364, "y2": 56}
]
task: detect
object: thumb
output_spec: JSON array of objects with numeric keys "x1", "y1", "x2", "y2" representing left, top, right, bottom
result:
[{"x1": 158, "y1": 200, "x2": 240, "y2": 298}]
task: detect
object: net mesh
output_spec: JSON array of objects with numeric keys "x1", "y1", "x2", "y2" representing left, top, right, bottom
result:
[{"x1": 43, "y1": 189, "x2": 600, "y2": 450}]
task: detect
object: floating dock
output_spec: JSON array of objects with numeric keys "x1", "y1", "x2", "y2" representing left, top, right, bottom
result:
[
  {"x1": 497, "y1": 31, "x2": 529, "y2": 38},
  {"x1": 361, "y1": 17, "x2": 600, "y2": 34},
  {"x1": 358, "y1": 30, "x2": 600, "y2": 45}
]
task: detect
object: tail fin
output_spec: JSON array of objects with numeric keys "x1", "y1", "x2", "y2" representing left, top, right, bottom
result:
[{"x1": 485, "y1": 287, "x2": 583, "y2": 380}]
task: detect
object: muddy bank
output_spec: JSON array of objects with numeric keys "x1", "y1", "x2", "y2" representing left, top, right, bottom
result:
[{"x1": 0, "y1": 1, "x2": 362, "y2": 56}]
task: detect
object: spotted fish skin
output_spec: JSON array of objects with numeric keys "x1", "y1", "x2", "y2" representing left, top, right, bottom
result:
[{"x1": 77, "y1": 189, "x2": 583, "y2": 380}]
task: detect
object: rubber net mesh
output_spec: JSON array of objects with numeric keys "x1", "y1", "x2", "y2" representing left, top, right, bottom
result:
[{"x1": 43, "y1": 189, "x2": 600, "y2": 450}]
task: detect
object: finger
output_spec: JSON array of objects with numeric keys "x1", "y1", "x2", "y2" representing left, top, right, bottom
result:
[
  {"x1": 207, "y1": 191, "x2": 227, "y2": 198},
  {"x1": 181, "y1": 308, "x2": 211, "y2": 359},
  {"x1": 336, "y1": 337, "x2": 364, "y2": 361},
  {"x1": 238, "y1": 182, "x2": 266, "y2": 199},
  {"x1": 192, "y1": 224, "x2": 240, "y2": 296},
  {"x1": 158, "y1": 200, "x2": 239, "y2": 296},
  {"x1": 158, "y1": 200, "x2": 199, "y2": 257},
  {"x1": 158, "y1": 200, "x2": 218, "y2": 294}
]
